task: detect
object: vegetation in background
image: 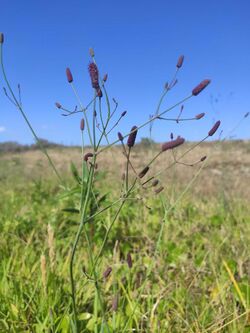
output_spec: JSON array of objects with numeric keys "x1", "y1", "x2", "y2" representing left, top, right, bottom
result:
[{"x1": 0, "y1": 32, "x2": 249, "y2": 332}]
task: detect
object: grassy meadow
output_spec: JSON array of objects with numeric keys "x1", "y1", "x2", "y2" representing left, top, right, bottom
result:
[{"x1": 0, "y1": 141, "x2": 250, "y2": 332}]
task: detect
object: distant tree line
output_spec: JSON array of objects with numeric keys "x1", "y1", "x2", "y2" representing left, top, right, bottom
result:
[{"x1": 0, "y1": 138, "x2": 64, "y2": 153}]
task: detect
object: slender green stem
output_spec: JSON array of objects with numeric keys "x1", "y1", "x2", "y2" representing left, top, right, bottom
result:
[
  {"x1": 71, "y1": 83, "x2": 94, "y2": 147},
  {"x1": 69, "y1": 165, "x2": 94, "y2": 331},
  {"x1": 0, "y1": 45, "x2": 64, "y2": 185},
  {"x1": 122, "y1": 162, "x2": 206, "y2": 332},
  {"x1": 96, "y1": 95, "x2": 192, "y2": 156},
  {"x1": 93, "y1": 180, "x2": 137, "y2": 271}
]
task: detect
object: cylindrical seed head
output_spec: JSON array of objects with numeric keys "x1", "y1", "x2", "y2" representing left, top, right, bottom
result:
[
  {"x1": 138, "y1": 166, "x2": 149, "y2": 178},
  {"x1": 192, "y1": 79, "x2": 211, "y2": 96},
  {"x1": 127, "y1": 126, "x2": 138, "y2": 148},
  {"x1": 88, "y1": 62, "x2": 100, "y2": 89},
  {"x1": 208, "y1": 120, "x2": 221, "y2": 136},
  {"x1": 176, "y1": 55, "x2": 184, "y2": 68},
  {"x1": 118, "y1": 132, "x2": 123, "y2": 142},
  {"x1": 66, "y1": 68, "x2": 73, "y2": 83},
  {"x1": 55, "y1": 102, "x2": 62, "y2": 109},
  {"x1": 195, "y1": 113, "x2": 205, "y2": 120},
  {"x1": 103, "y1": 267, "x2": 112, "y2": 279},
  {"x1": 152, "y1": 179, "x2": 159, "y2": 187},
  {"x1": 0, "y1": 33, "x2": 4, "y2": 44},
  {"x1": 121, "y1": 111, "x2": 127, "y2": 117},
  {"x1": 161, "y1": 136, "x2": 185, "y2": 152},
  {"x1": 84, "y1": 152, "x2": 93, "y2": 162},
  {"x1": 103, "y1": 73, "x2": 108, "y2": 82},
  {"x1": 155, "y1": 186, "x2": 164, "y2": 194},
  {"x1": 200, "y1": 156, "x2": 207, "y2": 162},
  {"x1": 127, "y1": 253, "x2": 133, "y2": 268},
  {"x1": 80, "y1": 118, "x2": 85, "y2": 131}
]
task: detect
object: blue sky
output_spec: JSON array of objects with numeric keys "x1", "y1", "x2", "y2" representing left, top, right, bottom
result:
[{"x1": 0, "y1": 0, "x2": 249, "y2": 144}]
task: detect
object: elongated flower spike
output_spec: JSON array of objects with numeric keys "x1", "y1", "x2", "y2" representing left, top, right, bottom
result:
[
  {"x1": 152, "y1": 179, "x2": 159, "y2": 187},
  {"x1": 55, "y1": 102, "x2": 62, "y2": 109},
  {"x1": 121, "y1": 111, "x2": 127, "y2": 117},
  {"x1": 103, "y1": 267, "x2": 112, "y2": 279},
  {"x1": 127, "y1": 126, "x2": 138, "y2": 148},
  {"x1": 0, "y1": 33, "x2": 4, "y2": 44},
  {"x1": 84, "y1": 152, "x2": 93, "y2": 162},
  {"x1": 208, "y1": 120, "x2": 221, "y2": 136},
  {"x1": 66, "y1": 68, "x2": 73, "y2": 83},
  {"x1": 192, "y1": 79, "x2": 211, "y2": 96},
  {"x1": 138, "y1": 166, "x2": 149, "y2": 178},
  {"x1": 155, "y1": 186, "x2": 164, "y2": 194},
  {"x1": 103, "y1": 74, "x2": 108, "y2": 82},
  {"x1": 127, "y1": 253, "x2": 133, "y2": 268},
  {"x1": 195, "y1": 113, "x2": 205, "y2": 120},
  {"x1": 176, "y1": 55, "x2": 184, "y2": 68},
  {"x1": 117, "y1": 132, "x2": 124, "y2": 142},
  {"x1": 88, "y1": 62, "x2": 100, "y2": 90},
  {"x1": 80, "y1": 118, "x2": 85, "y2": 131},
  {"x1": 161, "y1": 136, "x2": 185, "y2": 152}
]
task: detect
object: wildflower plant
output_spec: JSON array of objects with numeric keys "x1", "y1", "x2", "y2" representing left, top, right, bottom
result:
[{"x1": 0, "y1": 32, "x2": 222, "y2": 332}]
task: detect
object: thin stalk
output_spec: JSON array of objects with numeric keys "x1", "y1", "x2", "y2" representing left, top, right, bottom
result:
[
  {"x1": 126, "y1": 148, "x2": 131, "y2": 191},
  {"x1": 122, "y1": 162, "x2": 206, "y2": 332},
  {"x1": 69, "y1": 165, "x2": 94, "y2": 331},
  {"x1": 0, "y1": 45, "x2": 64, "y2": 185},
  {"x1": 70, "y1": 83, "x2": 94, "y2": 147},
  {"x1": 96, "y1": 95, "x2": 192, "y2": 156}
]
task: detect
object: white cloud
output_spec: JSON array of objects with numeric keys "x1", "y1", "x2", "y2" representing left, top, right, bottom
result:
[{"x1": 0, "y1": 126, "x2": 6, "y2": 133}]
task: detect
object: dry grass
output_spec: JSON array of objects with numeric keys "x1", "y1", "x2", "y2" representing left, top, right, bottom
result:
[{"x1": 1, "y1": 140, "x2": 250, "y2": 200}]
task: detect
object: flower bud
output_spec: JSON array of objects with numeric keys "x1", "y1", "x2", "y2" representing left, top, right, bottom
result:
[
  {"x1": 127, "y1": 253, "x2": 133, "y2": 268},
  {"x1": 176, "y1": 55, "x2": 184, "y2": 68},
  {"x1": 152, "y1": 179, "x2": 159, "y2": 187},
  {"x1": 127, "y1": 126, "x2": 138, "y2": 148},
  {"x1": 161, "y1": 136, "x2": 185, "y2": 152},
  {"x1": 84, "y1": 152, "x2": 93, "y2": 162},
  {"x1": 103, "y1": 267, "x2": 112, "y2": 279},
  {"x1": 195, "y1": 113, "x2": 205, "y2": 120},
  {"x1": 192, "y1": 79, "x2": 211, "y2": 96},
  {"x1": 155, "y1": 186, "x2": 164, "y2": 194},
  {"x1": 88, "y1": 62, "x2": 100, "y2": 90},
  {"x1": 66, "y1": 68, "x2": 73, "y2": 83},
  {"x1": 208, "y1": 121, "x2": 221, "y2": 136},
  {"x1": 138, "y1": 166, "x2": 149, "y2": 178},
  {"x1": 80, "y1": 118, "x2": 85, "y2": 131},
  {"x1": 118, "y1": 132, "x2": 123, "y2": 142}
]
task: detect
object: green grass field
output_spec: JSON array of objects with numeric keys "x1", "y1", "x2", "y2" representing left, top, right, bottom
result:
[{"x1": 0, "y1": 143, "x2": 250, "y2": 332}]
